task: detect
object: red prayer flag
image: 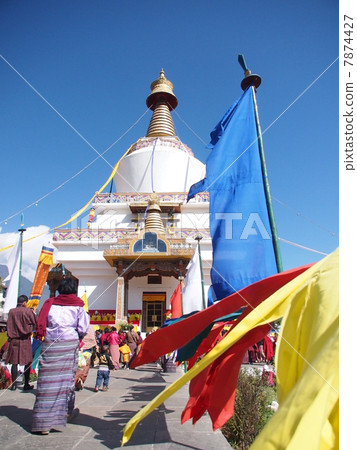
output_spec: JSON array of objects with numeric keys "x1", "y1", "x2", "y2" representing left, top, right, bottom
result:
[
  {"x1": 132, "y1": 264, "x2": 312, "y2": 369},
  {"x1": 264, "y1": 335, "x2": 274, "y2": 362},
  {"x1": 170, "y1": 283, "x2": 182, "y2": 319},
  {"x1": 181, "y1": 324, "x2": 270, "y2": 429},
  {"x1": 187, "y1": 323, "x2": 225, "y2": 370}
]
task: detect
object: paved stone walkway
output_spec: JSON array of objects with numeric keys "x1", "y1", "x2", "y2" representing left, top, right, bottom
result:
[{"x1": 0, "y1": 363, "x2": 231, "y2": 449}]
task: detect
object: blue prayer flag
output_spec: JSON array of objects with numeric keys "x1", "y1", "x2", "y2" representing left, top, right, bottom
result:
[{"x1": 188, "y1": 87, "x2": 277, "y2": 300}]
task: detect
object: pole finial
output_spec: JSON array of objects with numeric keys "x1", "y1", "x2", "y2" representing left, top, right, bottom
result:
[
  {"x1": 18, "y1": 213, "x2": 26, "y2": 233},
  {"x1": 238, "y1": 54, "x2": 249, "y2": 73},
  {"x1": 237, "y1": 53, "x2": 261, "y2": 91}
]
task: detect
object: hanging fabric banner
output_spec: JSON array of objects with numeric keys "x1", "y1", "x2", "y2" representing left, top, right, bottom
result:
[
  {"x1": 169, "y1": 283, "x2": 182, "y2": 319},
  {"x1": 188, "y1": 87, "x2": 277, "y2": 300},
  {"x1": 81, "y1": 291, "x2": 89, "y2": 313},
  {"x1": 2, "y1": 235, "x2": 21, "y2": 315},
  {"x1": 182, "y1": 246, "x2": 204, "y2": 314},
  {"x1": 122, "y1": 249, "x2": 338, "y2": 446},
  {"x1": 27, "y1": 246, "x2": 54, "y2": 310}
]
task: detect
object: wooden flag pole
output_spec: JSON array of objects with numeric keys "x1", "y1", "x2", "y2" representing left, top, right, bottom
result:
[
  {"x1": 238, "y1": 54, "x2": 283, "y2": 273},
  {"x1": 17, "y1": 213, "x2": 26, "y2": 296},
  {"x1": 178, "y1": 274, "x2": 184, "y2": 315},
  {"x1": 178, "y1": 273, "x2": 187, "y2": 373}
]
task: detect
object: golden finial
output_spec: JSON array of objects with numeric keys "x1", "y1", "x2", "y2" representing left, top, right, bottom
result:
[
  {"x1": 146, "y1": 69, "x2": 178, "y2": 111},
  {"x1": 146, "y1": 69, "x2": 177, "y2": 137}
]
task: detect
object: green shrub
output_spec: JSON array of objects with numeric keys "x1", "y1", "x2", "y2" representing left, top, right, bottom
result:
[
  {"x1": 21, "y1": 372, "x2": 38, "y2": 384},
  {"x1": 222, "y1": 368, "x2": 277, "y2": 449},
  {"x1": 117, "y1": 319, "x2": 130, "y2": 331}
]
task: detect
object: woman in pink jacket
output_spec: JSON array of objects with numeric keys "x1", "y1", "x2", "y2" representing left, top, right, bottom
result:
[{"x1": 106, "y1": 327, "x2": 121, "y2": 369}]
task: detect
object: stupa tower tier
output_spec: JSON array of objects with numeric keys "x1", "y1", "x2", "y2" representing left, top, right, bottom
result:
[{"x1": 52, "y1": 71, "x2": 212, "y2": 333}]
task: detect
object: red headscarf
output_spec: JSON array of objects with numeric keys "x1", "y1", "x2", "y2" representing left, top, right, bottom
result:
[{"x1": 35, "y1": 294, "x2": 84, "y2": 340}]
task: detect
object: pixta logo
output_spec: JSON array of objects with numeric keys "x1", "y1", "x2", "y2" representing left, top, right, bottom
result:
[{"x1": 214, "y1": 213, "x2": 270, "y2": 240}]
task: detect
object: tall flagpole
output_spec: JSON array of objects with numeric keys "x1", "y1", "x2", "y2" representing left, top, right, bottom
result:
[
  {"x1": 238, "y1": 54, "x2": 283, "y2": 273},
  {"x1": 18, "y1": 213, "x2": 26, "y2": 296},
  {"x1": 178, "y1": 274, "x2": 184, "y2": 315},
  {"x1": 178, "y1": 273, "x2": 187, "y2": 373},
  {"x1": 195, "y1": 235, "x2": 206, "y2": 309}
]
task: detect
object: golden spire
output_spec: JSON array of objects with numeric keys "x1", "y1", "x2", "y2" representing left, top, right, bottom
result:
[
  {"x1": 144, "y1": 193, "x2": 165, "y2": 234},
  {"x1": 146, "y1": 69, "x2": 177, "y2": 137}
]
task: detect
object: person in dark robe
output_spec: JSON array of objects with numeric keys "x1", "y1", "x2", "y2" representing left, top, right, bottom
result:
[
  {"x1": 126, "y1": 324, "x2": 138, "y2": 367},
  {"x1": 5, "y1": 295, "x2": 37, "y2": 391}
]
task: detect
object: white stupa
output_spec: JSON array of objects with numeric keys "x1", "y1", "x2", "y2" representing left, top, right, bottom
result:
[{"x1": 52, "y1": 70, "x2": 212, "y2": 332}]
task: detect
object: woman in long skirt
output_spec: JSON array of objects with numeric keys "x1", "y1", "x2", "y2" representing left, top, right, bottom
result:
[
  {"x1": 106, "y1": 327, "x2": 121, "y2": 370},
  {"x1": 31, "y1": 278, "x2": 89, "y2": 435}
]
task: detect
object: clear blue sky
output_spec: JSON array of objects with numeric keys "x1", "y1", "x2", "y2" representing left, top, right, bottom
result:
[{"x1": 0, "y1": 0, "x2": 338, "y2": 271}]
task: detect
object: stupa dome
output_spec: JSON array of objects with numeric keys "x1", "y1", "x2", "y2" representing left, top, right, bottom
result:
[{"x1": 113, "y1": 70, "x2": 205, "y2": 193}]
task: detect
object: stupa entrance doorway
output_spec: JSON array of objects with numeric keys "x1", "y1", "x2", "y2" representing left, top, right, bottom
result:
[{"x1": 142, "y1": 292, "x2": 166, "y2": 332}]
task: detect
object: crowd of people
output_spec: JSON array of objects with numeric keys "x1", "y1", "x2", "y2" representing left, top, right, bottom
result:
[
  {"x1": 244, "y1": 334, "x2": 277, "y2": 365},
  {"x1": 0, "y1": 280, "x2": 278, "y2": 436},
  {"x1": 0, "y1": 278, "x2": 144, "y2": 435}
]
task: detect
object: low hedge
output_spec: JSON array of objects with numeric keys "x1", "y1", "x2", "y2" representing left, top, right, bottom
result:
[{"x1": 222, "y1": 367, "x2": 277, "y2": 449}]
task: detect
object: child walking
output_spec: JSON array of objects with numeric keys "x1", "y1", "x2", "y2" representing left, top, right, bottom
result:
[
  {"x1": 94, "y1": 344, "x2": 114, "y2": 392},
  {"x1": 119, "y1": 339, "x2": 131, "y2": 369}
]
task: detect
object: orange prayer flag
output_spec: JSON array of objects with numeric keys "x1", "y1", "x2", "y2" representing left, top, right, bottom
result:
[{"x1": 28, "y1": 246, "x2": 54, "y2": 310}]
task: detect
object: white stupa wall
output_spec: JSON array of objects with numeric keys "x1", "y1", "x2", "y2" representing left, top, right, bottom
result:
[
  {"x1": 56, "y1": 243, "x2": 116, "y2": 275},
  {"x1": 56, "y1": 245, "x2": 117, "y2": 312},
  {"x1": 180, "y1": 202, "x2": 209, "y2": 228},
  {"x1": 94, "y1": 210, "x2": 132, "y2": 229},
  {"x1": 77, "y1": 274, "x2": 118, "y2": 311},
  {"x1": 179, "y1": 212, "x2": 209, "y2": 230}
]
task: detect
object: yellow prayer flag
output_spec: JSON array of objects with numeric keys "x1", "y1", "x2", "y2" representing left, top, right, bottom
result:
[
  {"x1": 0, "y1": 332, "x2": 8, "y2": 350},
  {"x1": 121, "y1": 249, "x2": 339, "y2": 447},
  {"x1": 81, "y1": 292, "x2": 88, "y2": 313},
  {"x1": 56, "y1": 145, "x2": 133, "y2": 229},
  {"x1": 0, "y1": 144, "x2": 133, "y2": 254},
  {"x1": 26, "y1": 299, "x2": 39, "y2": 310},
  {"x1": 250, "y1": 248, "x2": 338, "y2": 449}
]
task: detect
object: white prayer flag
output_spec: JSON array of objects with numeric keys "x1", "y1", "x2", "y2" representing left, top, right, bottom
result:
[
  {"x1": 182, "y1": 246, "x2": 204, "y2": 315},
  {"x1": 3, "y1": 235, "x2": 21, "y2": 314}
]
